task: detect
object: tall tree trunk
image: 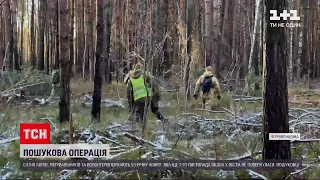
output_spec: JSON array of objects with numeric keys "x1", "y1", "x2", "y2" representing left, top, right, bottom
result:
[
  {"x1": 19, "y1": 0, "x2": 25, "y2": 67},
  {"x1": 204, "y1": 0, "x2": 213, "y2": 67},
  {"x1": 86, "y1": 0, "x2": 94, "y2": 80},
  {"x1": 69, "y1": 0, "x2": 74, "y2": 76},
  {"x1": 30, "y1": 0, "x2": 36, "y2": 68},
  {"x1": 4, "y1": 0, "x2": 13, "y2": 71},
  {"x1": 91, "y1": 0, "x2": 104, "y2": 121},
  {"x1": 45, "y1": 5, "x2": 50, "y2": 74},
  {"x1": 185, "y1": 0, "x2": 196, "y2": 99},
  {"x1": 55, "y1": 0, "x2": 60, "y2": 69},
  {"x1": 11, "y1": 0, "x2": 19, "y2": 70},
  {"x1": 300, "y1": 0, "x2": 309, "y2": 78},
  {"x1": 59, "y1": 0, "x2": 71, "y2": 123},
  {"x1": 212, "y1": 0, "x2": 219, "y2": 76},
  {"x1": 103, "y1": 0, "x2": 112, "y2": 84},
  {"x1": 263, "y1": 0, "x2": 290, "y2": 167},
  {"x1": 76, "y1": 0, "x2": 84, "y2": 75},
  {"x1": 37, "y1": 0, "x2": 46, "y2": 71},
  {"x1": 245, "y1": 0, "x2": 261, "y2": 92},
  {"x1": 0, "y1": 6, "x2": 4, "y2": 69}
]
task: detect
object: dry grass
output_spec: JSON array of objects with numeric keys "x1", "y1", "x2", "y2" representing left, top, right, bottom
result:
[{"x1": 0, "y1": 79, "x2": 320, "y2": 179}]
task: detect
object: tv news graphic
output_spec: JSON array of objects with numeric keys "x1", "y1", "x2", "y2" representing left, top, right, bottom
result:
[
  {"x1": 20, "y1": 123, "x2": 51, "y2": 144},
  {"x1": 20, "y1": 144, "x2": 110, "y2": 159},
  {"x1": 20, "y1": 159, "x2": 303, "y2": 171},
  {"x1": 269, "y1": 133, "x2": 300, "y2": 140}
]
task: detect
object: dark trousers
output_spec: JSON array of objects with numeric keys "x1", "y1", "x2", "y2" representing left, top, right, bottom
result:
[{"x1": 129, "y1": 96, "x2": 161, "y2": 123}]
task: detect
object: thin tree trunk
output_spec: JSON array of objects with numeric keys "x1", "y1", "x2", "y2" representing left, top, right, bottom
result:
[
  {"x1": 103, "y1": 0, "x2": 112, "y2": 84},
  {"x1": 69, "y1": 0, "x2": 74, "y2": 76},
  {"x1": 30, "y1": 0, "x2": 36, "y2": 68},
  {"x1": 4, "y1": 0, "x2": 13, "y2": 71},
  {"x1": 0, "y1": 6, "x2": 4, "y2": 69},
  {"x1": 11, "y1": 0, "x2": 19, "y2": 70},
  {"x1": 55, "y1": 0, "x2": 60, "y2": 69},
  {"x1": 46, "y1": 8, "x2": 50, "y2": 74},
  {"x1": 59, "y1": 0, "x2": 71, "y2": 123},
  {"x1": 263, "y1": 0, "x2": 290, "y2": 169},
  {"x1": 204, "y1": 0, "x2": 213, "y2": 67},
  {"x1": 86, "y1": 0, "x2": 94, "y2": 80},
  {"x1": 245, "y1": 0, "x2": 261, "y2": 92},
  {"x1": 20, "y1": 0, "x2": 25, "y2": 67}
]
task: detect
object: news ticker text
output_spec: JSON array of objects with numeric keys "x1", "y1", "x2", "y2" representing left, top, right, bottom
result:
[{"x1": 21, "y1": 159, "x2": 302, "y2": 171}]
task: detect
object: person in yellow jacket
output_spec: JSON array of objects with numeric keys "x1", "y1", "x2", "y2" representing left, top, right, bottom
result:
[
  {"x1": 127, "y1": 63, "x2": 165, "y2": 124},
  {"x1": 193, "y1": 66, "x2": 222, "y2": 110}
]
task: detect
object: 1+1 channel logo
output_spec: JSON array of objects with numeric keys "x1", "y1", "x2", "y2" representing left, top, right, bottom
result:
[{"x1": 269, "y1": 10, "x2": 301, "y2": 28}]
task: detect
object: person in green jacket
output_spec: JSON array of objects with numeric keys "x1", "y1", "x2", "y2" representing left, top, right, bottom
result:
[{"x1": 127, "y1": 63, "x2": 165, "y2": 124}]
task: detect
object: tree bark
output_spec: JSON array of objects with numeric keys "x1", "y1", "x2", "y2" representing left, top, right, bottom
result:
[
  {"x1": 59, "y1": 0, "x2": 71, "y2": 123},
  {"x1": 0, "y1": 6, "x2": 4, "y2": 69},
  {"x1": 91, "y1": 0, "x2": 104, "y2": 121},
  {"x1": 263, "y1": 0, "x2": 290, "y2": 163},
  {"x1": 204, "y1": 0, "x2": 213, "y2": 67},
  {"x1": 245, "y1": 0, "x2": 261, "y2": 91},
  {"x1": 69, "y1": 0, "x2": 74, "y2": 76},
  {"x1": 103, "y1": 0, "x2": 112, "y2": 84},
  {"x1": 86, "y1": 0, "x2": 94, "y2": 80},
  {"x1": 37, "y1": 0, "x2": 46, "y2": 71},
  {"x1": 3, "y1": 0, "x2": 13, "y2": 71},
  {"x1": 19, "y1": 0, "x2": 25, "y2": 67},
  {"x1": 30, "y1": 0, "x2": 36, "y2": 68},
  {"x1": 55, "y1": 0, "x2": 60, "y2": 69},
  {"x1": 11, "y1": 0, "x2": 19, "y2": 70}
]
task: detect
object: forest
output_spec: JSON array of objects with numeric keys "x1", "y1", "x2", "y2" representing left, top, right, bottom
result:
[{"x1": 0, "y1": 0, "x2": 320, "y2": 179}]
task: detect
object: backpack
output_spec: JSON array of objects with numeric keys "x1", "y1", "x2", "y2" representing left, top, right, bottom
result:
[
  {"x1": 201, "y1": 76, "x2": 213, "y2": 94},
  {"x1": 52, "y1": 71, "x2": 60, "y2": 84}
]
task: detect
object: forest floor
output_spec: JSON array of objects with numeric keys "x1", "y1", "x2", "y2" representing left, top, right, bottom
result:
[{"x1": 0, "y1": 72, "x2": 320, "y2": 179}]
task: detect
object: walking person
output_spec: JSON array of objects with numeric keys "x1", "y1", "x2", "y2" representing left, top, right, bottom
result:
[{"x1": 193, "y1": 66, "x2": 222, "y2": 110}]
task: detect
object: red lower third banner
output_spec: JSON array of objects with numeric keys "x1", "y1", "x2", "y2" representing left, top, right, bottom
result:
[
  {"x1": 20, "y1": 159, "x2": 303, "y2": 171},
  {"x1": 20, "y1": 123, "x2": 51, "y2": 144}
]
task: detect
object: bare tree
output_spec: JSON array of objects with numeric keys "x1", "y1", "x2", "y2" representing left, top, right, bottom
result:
[
  {"x1": 86, "y1": 0, "x2": 94, "y2": 80},
  {"x1": 91, "y1": 0, "x2": 104, "y2": 121},
  {"x1": 102, "y1": 0, "x2": 112, "y2": 83},
  {"x1": 59, "y1": 0, "x2": 71, "y2": 123},
  {"x1": 0, "y1": 5, "x2": 4, "y2": 69},
  {"x1": 30, "y1": 0, "x2": 36, "y2": 68},
  {"x1": 19, "y1": 0, "x2": 25, "y2": 66},
  {"x1": 37, "y1": 0, "x2": 46, "y2": 71},
  {"x1": 11, "y1": 0, "x2": 19, "y2": 70},
  {"x1": 263, "y1": 0, "x2": 290, "y2": 166},
  {"x1": 69, "y1": 0, "x2": 74, "y2": 76},
  {"x1": 3, "y1": 0, "x2": 13, "y2": 71}
]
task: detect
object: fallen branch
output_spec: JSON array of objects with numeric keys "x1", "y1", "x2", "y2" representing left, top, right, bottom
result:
[
  {"x1": 289, "y1": 101, "x2": 313, "y2": 105},
  {"x1": 106, "y1": 145, "x2": 142, "y2": 160},
  {"x1": 291, "y1": 139, "x2": 320, "y2": 143},
  {"x1": 161, "y1": 88, "x2": 182, "y2": 92},
  {"x1": 203, "y1": 118, "x2": 262, "y2": 127},
  {"x1": 0, "y1": 137, "x2": 19, "y2": 144},
  {"x1": 227, "y1": 151, "x2": 262, "y2": 160},
  {"x1": 284, "y1": 166, "x2": 311, "y2": 180},
  {"x1": 222, "y1": 107, "x2": 236, "y2": 117},
  {"x1": 124, "y1": 132, "x2": 162, "y2": 149},
  {"x1": 234, "y1": 97, "x2": 262, "y2": 102},
  {"x1": 247, "y1": 170, "x2": 269, "y2": 180},
  {"x1": 0, "y1": 82, "x2": 47, "y2": 96},
  {"x1": 195, "y1": 108, "x2": 226, "y2": 114}
]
